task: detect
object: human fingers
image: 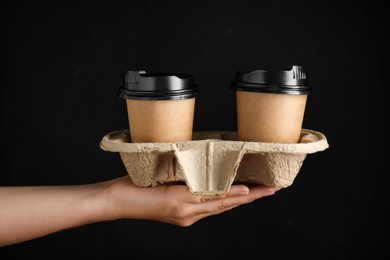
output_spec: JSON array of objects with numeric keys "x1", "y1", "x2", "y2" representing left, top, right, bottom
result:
[
  {"x1": 244, "y1": 185, "x2": 280, "y2": 201},
  {"x1": 191, "y1": 185, "x2": 278, "y2": 216},
  {"x1": 185, "y1": 186, "x2": 279, "y2": 224}
]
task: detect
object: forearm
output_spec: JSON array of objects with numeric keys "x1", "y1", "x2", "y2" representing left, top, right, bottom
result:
[
  {"x1": 0, "y1": 175, "x2": 278, "y2": 246},
  {"x1": 0, "y1": 183, "x2": 110, "y2": 247}
]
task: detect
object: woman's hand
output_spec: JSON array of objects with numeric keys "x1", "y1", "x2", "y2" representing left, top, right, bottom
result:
[
  {"x1": 0, "y1": 175, "x2": 279, "y2": 247},
  {"x1": 103, "y1": 175, "x2": 279, "y2": 226}
]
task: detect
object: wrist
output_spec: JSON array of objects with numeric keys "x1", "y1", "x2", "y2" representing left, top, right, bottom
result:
[
  {"x1": 82, "y1": 181, "x2": 116, "y2": 223},
  {"x1": 90, "y1": 177, "x2": 134, "y2": 222}
]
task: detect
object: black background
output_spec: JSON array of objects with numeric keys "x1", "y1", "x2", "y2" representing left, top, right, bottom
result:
[{"x1": 0, "y1": 0, "x2": 388, "y2": 259}]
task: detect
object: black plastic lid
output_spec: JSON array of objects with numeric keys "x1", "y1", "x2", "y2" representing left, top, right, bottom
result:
[
  {"x1": 231, "y1": 65, "x2": 311, "y2": 95},
  {"x1": 118, "y1": 70, "x2": 199, "y2": 100}
]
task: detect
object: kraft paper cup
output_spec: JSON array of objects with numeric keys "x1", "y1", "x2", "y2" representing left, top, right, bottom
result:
[
  {"x1": 118, "y1": 70, "x2": 199, "y2": 143},
  {"x1": 231, "y1": 65, "x2": 312, "y2": 143},
  {"x1": 125, "y1": 98, "x2": 195, "y2": 143}
]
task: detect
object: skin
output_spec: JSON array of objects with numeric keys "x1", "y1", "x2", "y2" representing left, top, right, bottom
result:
[{"x1": 0, "y1": 175, "x2": 279, "y2": 247}]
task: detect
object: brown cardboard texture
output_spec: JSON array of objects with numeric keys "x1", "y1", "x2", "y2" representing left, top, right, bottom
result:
[
  {"x1": 236, "y1": 91, "x2": 307, "y2": 143},
  {"x1": 126, "y1": 98, "x2": 195, "y2": 143},
  {"x1": 100, "y1": 129, "x2": 328, "y2": 195}
]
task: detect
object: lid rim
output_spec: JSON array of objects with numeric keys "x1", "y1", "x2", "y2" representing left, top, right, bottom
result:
[
  {"x1": 118, "y1": 87, "x2": 199, "y2": 100},
  {"x1": 231, "y1": 82, "x2": 311, "y2": 95},
  {"x1": 232, "y1": 87, "x2": 311, "y2": 95}
]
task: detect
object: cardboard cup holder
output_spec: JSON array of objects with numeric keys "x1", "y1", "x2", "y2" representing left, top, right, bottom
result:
[{"x1": 100, "y1": 129, "x2": 329, "y2": 195}]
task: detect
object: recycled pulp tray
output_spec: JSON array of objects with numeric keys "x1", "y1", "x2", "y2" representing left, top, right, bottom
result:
[{"x1": 100, "y1": 129, "x2": 329, "y2": 195}]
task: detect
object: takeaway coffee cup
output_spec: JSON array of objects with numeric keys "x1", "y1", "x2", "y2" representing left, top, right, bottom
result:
[
  {"x1": 230, "y1": 65, "x2": 312, "y2": 143},
  {"x1": 118, "y1": 70, "x2": 199, "y2": 143}
]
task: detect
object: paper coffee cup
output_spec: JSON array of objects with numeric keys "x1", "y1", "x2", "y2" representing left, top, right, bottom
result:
[
  {"x1": 231, "y1": 65, "x2": 312, "y2": 143},
  {"x1": 118, "y1": 70, "x2": 199, "y2": 143}
]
